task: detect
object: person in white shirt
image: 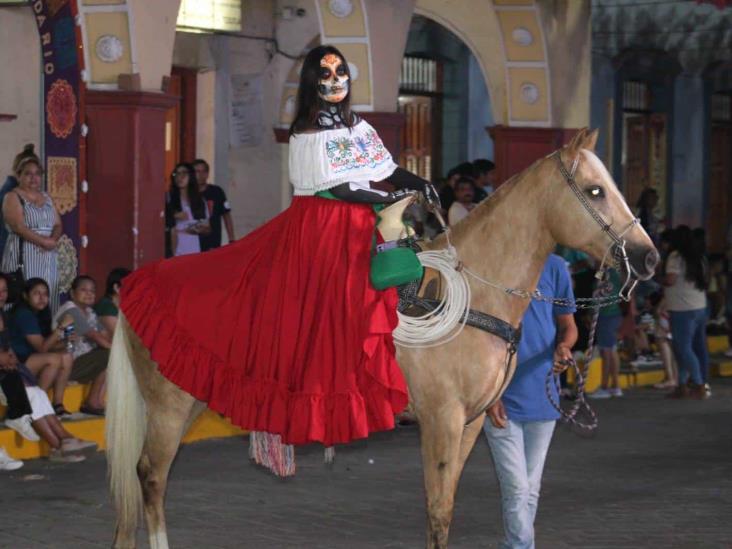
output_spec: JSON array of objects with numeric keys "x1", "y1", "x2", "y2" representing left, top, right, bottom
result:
[
  {"x1": 447, "y1": 177, "x2": 476, "y2": 226},
  {"x1": 664, "y1": 225, "x2": 709, "y2": 399}
]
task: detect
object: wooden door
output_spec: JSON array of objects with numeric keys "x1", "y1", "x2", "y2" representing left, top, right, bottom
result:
[
  {"x1": 164, "y1": 73, "x2": 182, "y2": 190},
  {"x1": 623, "y1": 114, "x2": 649, "y2": 209},
  {"x1": 709, "y1": 124, "x2": 732, "y2": 253},
  {"x1": 398, "y1": 95, "x2": 436, "y2": 181},
  {"x1": 164, "y1": 67, "x2": 198, "y2": 189}
]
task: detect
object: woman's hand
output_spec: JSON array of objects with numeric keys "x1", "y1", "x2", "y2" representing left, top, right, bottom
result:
[
  {"x1": 58, "y1": 314, "x2": 74, "y2": 329},
  {"x1": 39, "y1": 236, "x2": 59, "y2": 251},
  {"x1": 186, "y1": 221, "x2": 211, "y2": 235},
  {"x1": 174, "y1": 211, "x2": 189, "y2": 221},
  {"x1": 197, "y1": 221, "x2": 212, "y2": 235}
]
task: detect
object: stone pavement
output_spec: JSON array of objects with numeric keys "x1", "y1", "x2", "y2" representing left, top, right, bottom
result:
[{"x1": 1, "y1": 381, "x2": 731, "y2": 549}]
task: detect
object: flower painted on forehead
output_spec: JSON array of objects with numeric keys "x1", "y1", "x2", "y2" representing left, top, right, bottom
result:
[{"x1": 318, "y1": 53, "x2": 350, "y2": 104}]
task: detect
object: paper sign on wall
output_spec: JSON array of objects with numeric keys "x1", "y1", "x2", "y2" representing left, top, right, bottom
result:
[{"x1": 229, "y1": 74, "x2": 264, "y2": 148}]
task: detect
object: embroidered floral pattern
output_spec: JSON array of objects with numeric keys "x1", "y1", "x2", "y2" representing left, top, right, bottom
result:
[{"x1": 326, "y1": 129, "x2": 389, "y2": 174}]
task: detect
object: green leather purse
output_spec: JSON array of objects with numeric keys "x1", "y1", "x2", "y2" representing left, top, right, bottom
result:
[
  {"x1": 315, "y1": 190, "x2": 423, "y2": 290},
  {"x1": 370, "y1": 244, "x2": 423, "y2": 290}
]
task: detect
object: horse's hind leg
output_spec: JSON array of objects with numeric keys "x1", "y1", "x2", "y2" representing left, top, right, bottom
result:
[
  {"x1": 136, "y1": 383, "x2": 200, "y2": 549},
  {"x1": 419, "y1": 408, "x2": 468, "y2": 549}
]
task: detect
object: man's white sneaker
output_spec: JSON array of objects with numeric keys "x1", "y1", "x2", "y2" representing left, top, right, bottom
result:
[
  {"x1": 0, "y1": 447, "x2": 23, "y2": 471},
  {"x1": 610, "y1": 387, "x2": 624, "y2": 397},
  {"x1": 588, "y1": 388, "x2": 612, "y2": 399},
  {"x1": 5, "y1": 415, "x2": 40, "y2": 442}
]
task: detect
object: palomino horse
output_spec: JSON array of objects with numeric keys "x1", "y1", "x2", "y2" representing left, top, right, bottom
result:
[{"x1": 106, "y1": 129, "x2": 658, "y2": 548}]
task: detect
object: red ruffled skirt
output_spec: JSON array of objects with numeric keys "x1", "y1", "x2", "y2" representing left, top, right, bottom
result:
[{"x1": 120, "y1": 196, "x2": 408, "y2": 446}]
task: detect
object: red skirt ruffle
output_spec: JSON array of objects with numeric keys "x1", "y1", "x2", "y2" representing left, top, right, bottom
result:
[{"x1": 120, "y1": 196, "x2": 408, "y2": 446}]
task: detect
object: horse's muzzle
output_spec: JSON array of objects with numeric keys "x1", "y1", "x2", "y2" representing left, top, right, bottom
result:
[{"x1": 627, "y1": 246, "x2": 659, "y2": 281}]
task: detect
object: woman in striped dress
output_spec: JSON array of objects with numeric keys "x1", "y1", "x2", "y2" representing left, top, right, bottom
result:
[{"x1": 1, "y1": 151, "x2": 62, "y2": 313}]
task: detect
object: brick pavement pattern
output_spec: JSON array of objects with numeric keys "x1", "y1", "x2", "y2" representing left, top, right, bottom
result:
[{"x1": 1, "y1": 381, "x2": 731, "y2": 548}]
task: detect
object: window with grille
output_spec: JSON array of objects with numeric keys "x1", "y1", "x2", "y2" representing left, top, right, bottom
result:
[
  {"x1": 711, "y1": 93, "x2": 732, "y2": 122},
  {"x1": 399, "y1": 57, "x2": 438, "y2": 94},
  {"x1": 177, "y1": 0, "x2": 241, "y2": 32},
  {"x1": 623, "y1": 81, "x2": 650, "y2": 111}
]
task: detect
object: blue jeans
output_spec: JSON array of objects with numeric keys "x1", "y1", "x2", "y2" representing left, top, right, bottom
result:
[
  {"x1": 484, "y1": 419, "x2": 556, "y2": 549},
  {"x1": 669, "y1": 308, "x2": 709, "y2": 385}
]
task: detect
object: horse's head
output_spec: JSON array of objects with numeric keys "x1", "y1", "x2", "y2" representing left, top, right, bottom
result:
[{"x1": 547, "y1": 128, "x2": 659, "y2": 283}]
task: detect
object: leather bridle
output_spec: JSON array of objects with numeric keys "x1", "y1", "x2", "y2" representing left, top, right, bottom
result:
[{"x1": 554, "y1": 151, "x2": 640, "y2": 300}]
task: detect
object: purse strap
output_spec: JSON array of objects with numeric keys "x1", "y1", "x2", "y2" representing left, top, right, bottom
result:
[{"x1": 13, "y1": 192, "x2": 25, "y2": 270}]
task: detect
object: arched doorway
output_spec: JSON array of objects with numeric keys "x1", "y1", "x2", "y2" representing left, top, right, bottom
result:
[{"x1": 399, "y1": 15, "x2": 494, "y2": 182}]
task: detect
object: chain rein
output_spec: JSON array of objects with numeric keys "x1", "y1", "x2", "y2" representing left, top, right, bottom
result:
[{"x1": 543, "y1": 275, "x2": 613, "y2": 432}]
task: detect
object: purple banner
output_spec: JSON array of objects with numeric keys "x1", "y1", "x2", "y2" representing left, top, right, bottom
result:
[{"x1": 32, "y1": 0, "x2": 80, "y2": 288}]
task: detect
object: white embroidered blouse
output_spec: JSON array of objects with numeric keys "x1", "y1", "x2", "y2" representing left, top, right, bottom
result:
[{"x1": 289, "y1": 119, "x2": 398, "y2": 196}]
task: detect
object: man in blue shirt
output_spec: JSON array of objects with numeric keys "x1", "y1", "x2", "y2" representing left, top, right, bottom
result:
[{"x1": 485, "y1": 254, "x2": 578, "y2": 549}]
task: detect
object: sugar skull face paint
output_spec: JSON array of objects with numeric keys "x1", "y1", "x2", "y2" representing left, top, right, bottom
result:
[{"x1": 318, "y1": 53, "x2": 350, "y2": 103}]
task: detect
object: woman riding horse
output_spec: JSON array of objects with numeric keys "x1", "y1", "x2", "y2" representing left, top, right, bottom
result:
[{"x1": 120, "y1": 45, "x2": 436, "y2": 450}]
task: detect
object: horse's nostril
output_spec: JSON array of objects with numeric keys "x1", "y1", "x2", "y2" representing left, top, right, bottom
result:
[{"x1": 645, "y1": 249, "x2": 660, "y2": 272}]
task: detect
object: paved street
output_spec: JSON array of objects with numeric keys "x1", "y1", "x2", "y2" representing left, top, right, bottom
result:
[{"x1": 2, "y1": 381, "x2": 731, "y2": 549}]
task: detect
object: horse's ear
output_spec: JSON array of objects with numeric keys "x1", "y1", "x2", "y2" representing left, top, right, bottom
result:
[
  {"x1": 565, "y1": 128, "x2": 588, "y2": 154},
  {"x1": 582, "y1": 129, "x2": 599, "y2": 152}
]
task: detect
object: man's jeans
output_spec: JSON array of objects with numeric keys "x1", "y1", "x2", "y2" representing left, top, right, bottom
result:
[{"x1": 484, "y1": 419, "x2": 556, "y2": 549}]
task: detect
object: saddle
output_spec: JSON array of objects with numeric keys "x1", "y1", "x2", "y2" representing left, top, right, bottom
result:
[
  {"x1": 376, "y1": 197, "x2": 521, "y2": 348},
  {"x1": 371, "y1": 196, "x2": 424, "y2": 290}
]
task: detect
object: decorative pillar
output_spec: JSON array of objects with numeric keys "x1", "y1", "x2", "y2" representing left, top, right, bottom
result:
[
  {"x1": 489, "y1": 125, "x2": 580, "y2": 186},
  {"x1": 85, "y1": 91, "x2": 178, "y2": 287}
]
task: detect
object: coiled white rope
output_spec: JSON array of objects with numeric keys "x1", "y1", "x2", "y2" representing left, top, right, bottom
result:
[{"x1": 393, "y1": 242, "x2": 472, "y2": 348}]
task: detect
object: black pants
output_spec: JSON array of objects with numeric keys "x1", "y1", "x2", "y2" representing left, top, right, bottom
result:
[{"x1": 0, "y1": 370, "x2": 32, "y2": 419}]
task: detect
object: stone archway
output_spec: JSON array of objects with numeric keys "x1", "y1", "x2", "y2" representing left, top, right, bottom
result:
[{"x1": 414, "y1": 0, "x2": 553, "y2": 128}]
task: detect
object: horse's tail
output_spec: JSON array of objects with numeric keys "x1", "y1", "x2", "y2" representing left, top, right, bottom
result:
[{"x1": 106, "y1": 312, "x2": 147, "y2": 534}]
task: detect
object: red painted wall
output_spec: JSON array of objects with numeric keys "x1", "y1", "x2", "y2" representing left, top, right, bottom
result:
[{"x1": 489, "y1": 126, "x2": 581, "y2": 186}]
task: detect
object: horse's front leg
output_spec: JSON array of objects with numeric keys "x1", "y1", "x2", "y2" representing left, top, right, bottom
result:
[{"x1": 418, "y1": 407, "x2": 468, "y2": 549}]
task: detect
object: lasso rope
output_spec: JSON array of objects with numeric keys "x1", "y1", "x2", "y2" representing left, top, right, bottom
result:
[{"x1": 393, "y1": 243, "x2": 472, "y2": 348}]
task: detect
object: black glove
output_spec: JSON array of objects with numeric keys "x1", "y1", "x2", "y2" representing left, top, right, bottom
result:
[
  {"x1": 328, "y1": 183, "x2": 417, "y2": 204},
  {"x1": 387, "y1": 168, "x2": 441, "y2": 209}
]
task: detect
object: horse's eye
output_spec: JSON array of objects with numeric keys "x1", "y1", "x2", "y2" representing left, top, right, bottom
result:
[{"x1": 587, "y1": 186, "x2": 605, "y2": 199}]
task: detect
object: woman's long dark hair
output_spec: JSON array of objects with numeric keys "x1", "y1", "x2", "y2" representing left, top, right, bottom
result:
[
  {"x1": 105, "y1": 267, "x2": 131, "y2": 297},
  {"x1": 289, "y1": 45, "x2": 355, "y2": 136},
  {"x1": 17, "y1": 277, "x2": 52, "y2": 336},
  {"x1": 168, "y1": 163, "x2": 206, "y2": 220},
  {"x1": 670, "y1": 225, "x2": 707, "y2": 291}
]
